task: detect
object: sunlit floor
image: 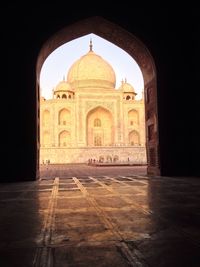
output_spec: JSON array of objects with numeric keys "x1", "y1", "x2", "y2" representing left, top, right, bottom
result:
[
  {"x1": 39, "y1": 163, "x2": 147, "y2": 178},
  {"x1": 0, "y1": 169, "x2": 200, "y2": 266}
]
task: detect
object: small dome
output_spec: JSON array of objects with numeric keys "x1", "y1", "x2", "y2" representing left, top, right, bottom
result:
[
  {"x1": 67, "y1": 41, "x2": 116, "y2": 89},
  {"x1": 54, "y1": 81, "x2": 72, "y2": 92},
  {"x1": 118, "y1": 80, "x2": 136, "y2": 93}
]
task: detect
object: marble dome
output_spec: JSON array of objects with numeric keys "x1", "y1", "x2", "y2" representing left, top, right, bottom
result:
[{"x1": 67, "y1": 41, "x2": 116, "y2": 89}]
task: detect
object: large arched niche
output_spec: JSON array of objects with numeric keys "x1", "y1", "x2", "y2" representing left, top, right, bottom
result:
[
  {"x1": 86, "y1": 106, "x2": 114, "y2": 147},
  {"x1": 36, "y1": 16, "x2": 160, "y2": 178}
]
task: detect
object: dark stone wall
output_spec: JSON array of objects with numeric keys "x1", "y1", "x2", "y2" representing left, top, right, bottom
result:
[{"x1": 0, "y1": 6, "x2": 199, "y2": 181}]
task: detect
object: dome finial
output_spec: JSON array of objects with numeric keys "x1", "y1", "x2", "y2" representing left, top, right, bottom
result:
[{"x1": 89, "y1": 38, "x2": 93, "y2": 52}]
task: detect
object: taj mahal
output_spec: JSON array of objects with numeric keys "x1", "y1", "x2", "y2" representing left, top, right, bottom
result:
[{"x1": 40, "y1": 40, "x2": 147, "y2": 164}]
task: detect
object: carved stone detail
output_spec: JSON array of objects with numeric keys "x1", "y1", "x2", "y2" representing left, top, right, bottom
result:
[{"x1": 85, "y1": 101, "x2": 114, "y2": 114}]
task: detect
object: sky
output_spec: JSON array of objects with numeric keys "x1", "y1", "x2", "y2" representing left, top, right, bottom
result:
[{"x1": 40, "y1": 33, "x2": 144, "y2": 100}]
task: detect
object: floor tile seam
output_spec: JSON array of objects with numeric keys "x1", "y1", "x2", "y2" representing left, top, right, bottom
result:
[
  {"x1": 54, "y1": 206, "x2": 135, "y2": 213},
  {"x1": 118, "y1": 176, "x2": 148, "y2": 185},
  {"x1": 33, "y1": 178, "x2": 60, "y2": 267},
  {"x1": 72, "y1": 177, "x2": 124, "y2": 240},
  {"x1": 89, "y1": 176, "x2": 152, "y2": 216},
  {"x1": 39, "y1": 178, "x2": 59, "y2": 246},
  {"x1": 72, "y1": 176, "x2": 149, "y2": 267}
]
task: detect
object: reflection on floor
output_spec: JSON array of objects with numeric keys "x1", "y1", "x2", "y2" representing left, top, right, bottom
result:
[{"x1": 0, "y1": 175, "x2": 200, "y2": 266}]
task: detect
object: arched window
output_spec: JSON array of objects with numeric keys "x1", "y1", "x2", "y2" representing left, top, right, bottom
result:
[
  {"x1": 94, "y1": 118, "x2": 101, "y2": 127},
  {"x1": 62, "y1": 94, "x2": 67, "y2": 99},
  {"x1": 57, "y1": 95, "x2": 60, "y2": 99},
  {"x1": 129, "y1": 130, "x2": 140, "y2": 145},
  {"x1": 107, "y1": 155, "x2": 112, "y2": 162},
  {"x1": 99, "y1": 156, "x2": 104, "y2": 162},
  {"x1": 126, "y1": 95, "x2": 131, "y2": 100},
  {"x1": 113, "y1": 155, "x2": 119, "y2": 162},
  {"x1": 128, "y1": 109, "x2": 139, "y2": 125},
  {"x1": 59, "y1": 130, "x2": 71, "y2": 147},
  {"x1": 58, "y1": 108, "x2": 70, "y2": 125}
]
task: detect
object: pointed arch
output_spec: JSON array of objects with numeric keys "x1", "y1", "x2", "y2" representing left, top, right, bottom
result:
[
  {"x1": 58, "y1": 108, "x2": 71, "y2": 125},
  {"x1": 62, "y1": 94, "x2": 67, "y2": 99},
  {"x1": 128, "y1": 109, "x2": 139, "y2": 125},
  {"x1": 129, "y1": 130, "x2": 140, "y2": 146},
  {"x1": 37, "y1": 16, "x2": 160, "y2": 176},
  {"x1": 59, "y1": 130, "x2": 71, "y2": 147},
  {"x1": 86, "y1": 106, "x2": 113, "y2": 146}
]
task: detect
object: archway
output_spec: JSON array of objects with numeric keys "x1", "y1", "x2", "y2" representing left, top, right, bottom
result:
[
  {"x1": 58, "y1": 108, "x2": 71, "y2": 126},
  {"x1": 129, "y1": 130, "x2": 140, "y2": 146},
  {"x1": 58, "y1": 130, "x2": 71, "y2": 147},
  {"x1": 36, "y1": 16, "x2": 160, "y2": 177},
  {"x1": 86, "y1": 106, "x2": 114, "y2": 146}
]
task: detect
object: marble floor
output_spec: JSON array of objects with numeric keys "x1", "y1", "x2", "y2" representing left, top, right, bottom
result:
[{"x1": 0, "y1": 168, "x2": 200, "y2": 266}]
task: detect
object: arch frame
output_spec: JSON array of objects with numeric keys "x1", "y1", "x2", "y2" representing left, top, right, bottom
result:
[
  {"x1": 129, "y1": 129, "x2": 140, "y2": 146},
  {"x1": 36, "y1": 16, "x2": 160, "y2": 177},
  {"x1": 86, "y1": 105, "x2": 113, "y2": 147},
  {"x1": 58, "y1": 130, "x2": 71, "y2": 147},
  {"x1": 58, "y1": 108, "x2": 71, "y2": 125}
]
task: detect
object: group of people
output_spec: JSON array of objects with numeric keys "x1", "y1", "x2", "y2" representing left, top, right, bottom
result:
[
  {"x1": 42, "y1": 159, "x2": 50, "y2": 164},
  {"x1": 88, "y1": 159, "x2": 97, "y2": 164}
]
